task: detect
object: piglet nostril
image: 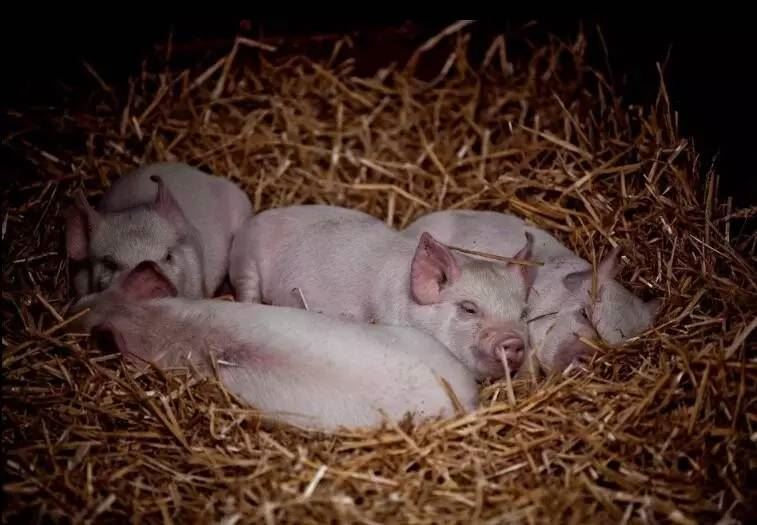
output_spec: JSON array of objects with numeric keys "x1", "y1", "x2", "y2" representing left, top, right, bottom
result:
[
  {"x1": 507, "y1": 338, "x2": 524, "y2": 352},
  {"x1": 514, "y1": 344, "x2": 524, "y2": 357},
  {"x1": 496, "y1": 337, "x2": 525, "y2": 367}
]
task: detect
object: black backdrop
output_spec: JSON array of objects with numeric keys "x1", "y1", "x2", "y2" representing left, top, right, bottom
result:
[{"x1": 4, "y1": 15, "x2": 756, "y2": 207}]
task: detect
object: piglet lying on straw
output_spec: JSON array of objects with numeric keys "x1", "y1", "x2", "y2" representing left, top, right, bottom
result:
[
  {"x1": 66, "y1": 162, "x2": 252, "y2": 299},
  {"x1": 404, "y1": 210, "x2": 661, "y2": 374},
  {"x1": 73, "y1": 261, "x2": 479, "y2": 432},
  {"x1": 229, "y1": 205, "x2": 536, "y2": 380}
]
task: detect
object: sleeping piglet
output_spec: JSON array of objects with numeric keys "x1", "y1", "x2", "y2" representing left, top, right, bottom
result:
[
  {"x1": 66, "y1": 162, "x2": 253, "y2": 298},
  {"x1": 403, "y1": 210, "x2": 661, "y2": 373},
  {"x1": 228, "y1": 205, "x2": 535, "y2": 380},
  {"x1": 74, "y1": 261, "x2": 479, "y2": 432}
]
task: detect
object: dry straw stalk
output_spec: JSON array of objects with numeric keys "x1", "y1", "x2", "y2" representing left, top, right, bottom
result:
[{"x1": 3, "y1": 23, "x2": 755, "y2": 524}]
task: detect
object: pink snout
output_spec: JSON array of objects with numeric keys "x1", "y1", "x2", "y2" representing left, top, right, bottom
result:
[
  {"x1": 493, "y1": 335, "x2": 525, "y2": 370},
  {"x1": 478, "y1": 327, "x2": 527, "y2": 374}
]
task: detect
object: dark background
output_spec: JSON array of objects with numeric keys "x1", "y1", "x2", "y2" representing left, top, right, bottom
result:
[{"x1": 4, "y1": 15, "x2": 756, "y2": 207}]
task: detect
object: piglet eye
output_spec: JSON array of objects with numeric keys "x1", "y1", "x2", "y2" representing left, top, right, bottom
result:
[
  {"x1": 458, "y1": 301, "x2": 479, "y2": 315},
  {"x1": 164, "y1": 251, "x2": 173, "y2": 263}
]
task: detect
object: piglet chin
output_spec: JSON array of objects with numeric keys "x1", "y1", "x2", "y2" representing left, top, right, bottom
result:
[
  {"x1": 472, "y1": 347, "x2": 520, "y2": 380},
  {"x1": 495, "y1": 347, "x2": 519, "y2": 376}
]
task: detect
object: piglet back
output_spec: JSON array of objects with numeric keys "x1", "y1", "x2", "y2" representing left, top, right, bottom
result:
[
  {"x1": 94, "y1": 299, "x2": 478, "y2": 431},
  {"x1": 82, "y1": 263, "x2": 478, "y2": 431}
]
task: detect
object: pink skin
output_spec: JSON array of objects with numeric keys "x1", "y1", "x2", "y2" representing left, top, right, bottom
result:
[
  {"x1": 74, "y1": 262, "x2": 480, "y2": 432},
  {"x1": 477, "y1": 322, "x2": 526, "y2": 374},
  {"x1": 411, "y1": 231, "x2": 533, "y2": 374},
  {"x1": 67, "y1": 175, "x2": 207, "y2": 298},
  {"x1": 229, "y1": 205, "x2": 534, "y2": 379},
  {"x1": 528, "y1": 305, "x2": 598, "y2": 374},
  {"x1": 403, "y1": 210, "x2": 661, "y2": 374},
  {"x1": 66, "y1": 162, "x2": 252, "y2": 299},
  {"x1": 562, "y1": 247, "x2": 661, "y2": 346}
]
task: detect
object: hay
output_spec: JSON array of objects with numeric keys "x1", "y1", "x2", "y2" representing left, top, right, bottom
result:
[{"x1": 3, "y1": 23, "x2": 756, "y2": 524}]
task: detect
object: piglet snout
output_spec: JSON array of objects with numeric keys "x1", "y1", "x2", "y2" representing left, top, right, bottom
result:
[
  {"x1": 494, "y1": 336, "x2": 525, "y2": 369},
  {"x1": 479, "y1": 327, "x2": 527, "y2": 373}
]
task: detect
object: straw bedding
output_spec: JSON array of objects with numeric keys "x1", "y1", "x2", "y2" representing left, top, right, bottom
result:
[{"x1": 3, "y1": 24, "x2": 756, "y2": 524}]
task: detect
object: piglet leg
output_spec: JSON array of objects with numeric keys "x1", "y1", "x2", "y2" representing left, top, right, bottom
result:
[{"x1": 229, "y1": 262, "x2": 263, "y2": 303}]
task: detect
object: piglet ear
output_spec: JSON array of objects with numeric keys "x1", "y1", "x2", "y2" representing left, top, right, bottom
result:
[
  {"x1": 563, "y1": 245, "x2": 622, "y2": 293},
  {"x1": 120, "y1": 260, "x2": 178, "y2": 301},
  {"x1": 562, "y1": 269, "x2": 591, "y2": 293},
  {"x1": 508, "y1": 232, "x2": 536, "y2": 295},
  {"x1": 65, "y1": 191, "x2": 100, "y2": 261},
  {"x1": 597, "y1": 245, "x2": 621, "y2": 281},
  {"x1": 410, "y1": 232, "x2": 462, "y2": 305},
  {"x1": 150, "y1": 175, "x2": 187, "y2": 227}
]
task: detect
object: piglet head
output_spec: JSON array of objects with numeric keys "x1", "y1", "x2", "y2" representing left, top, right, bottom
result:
[
  {"x1": 77, "y1": 175, "x2": 206, "y2": 298},
  {"x1": 562, "y1": 246, "x2": 660, "y2": 345},
  {"x1": 409, "y1": 232, "x2": 533, "y2": 379},
  {"x1": 530, "y1": 304, "x2": 598, "y2": 374}
]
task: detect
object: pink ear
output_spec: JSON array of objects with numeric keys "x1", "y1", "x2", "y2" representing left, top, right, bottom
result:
[
  {"x1": 65, "y1": 191, "x2": 100, "y2": 261},
  {"x1": 150, "y1": 175, "x2": 187, "y2": 227},
  {"x1": 562, "y1": 269, "x2": 591, "y2": 293},
  {"x1": 120, "y1": 261, "x2": 178, "y2": 301},
  {"x1": 508, "y1": 232, "x2": 536, "y2": 294},
  {"x1": 597, "y1": 246, "x2": 621, "y2": 281},
  {"x1": 410, "y1": 232, "x2": 461, "y2": 304}
]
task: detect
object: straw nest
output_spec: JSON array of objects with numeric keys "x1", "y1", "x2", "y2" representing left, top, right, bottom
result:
[{"x1": 3, "y1": 23, "x2": 756, "y2": 524}]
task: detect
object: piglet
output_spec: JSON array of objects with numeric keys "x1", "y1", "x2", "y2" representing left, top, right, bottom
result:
[
  {"x1": 66, "y1": 162, "x2": 253, "y2": 298},
  {"x1": 228, "y1": 205, "x2": 535, "y2": 380},
  {"x1": 403, "y1": 210, "x2": 661, "y2": 373},
  {"x1": 74, "y1": 261, "x2": 479, "y2": 432}
]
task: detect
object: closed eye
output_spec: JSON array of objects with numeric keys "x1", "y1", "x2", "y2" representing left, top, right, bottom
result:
[
  {"x1": 164, "y1": 241, "x2": 184, "y2": 263},
  {"x1": 458, "y1": 301, "x2": 479, "y2": 315},
  {"x1": 527, "y1": 311, "x2": 558, "y2": 324}
]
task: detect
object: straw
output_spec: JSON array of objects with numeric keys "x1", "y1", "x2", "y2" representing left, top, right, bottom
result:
[{"x1": 3, "y1": 23, "x2": 755, "y2": 524}]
